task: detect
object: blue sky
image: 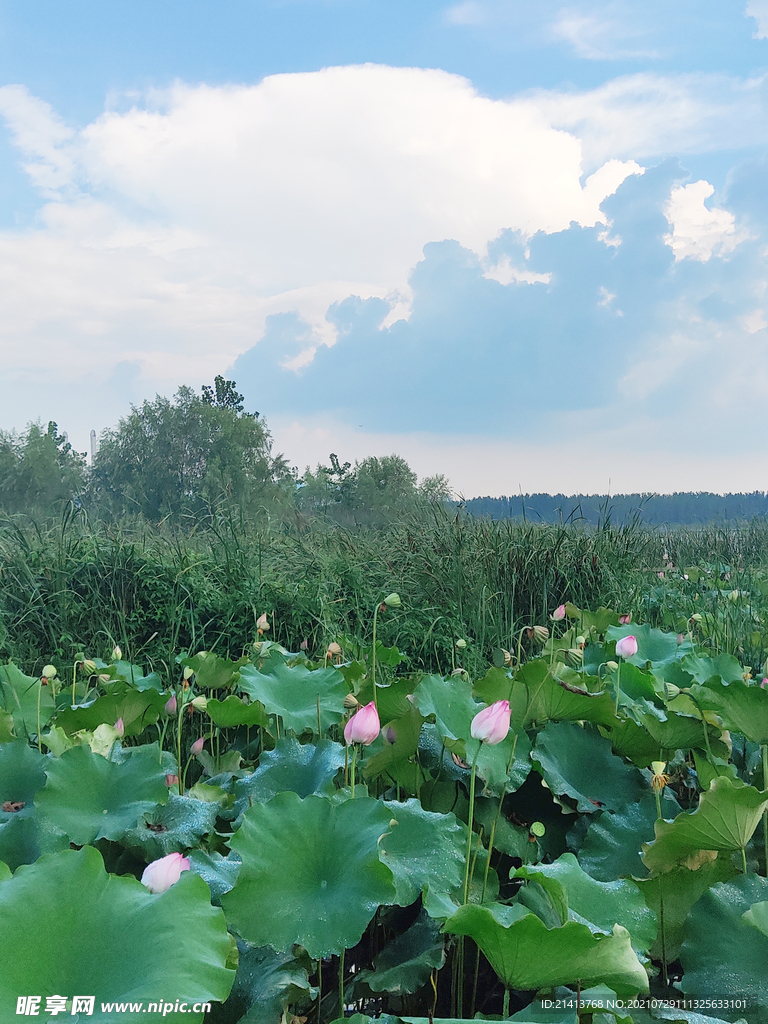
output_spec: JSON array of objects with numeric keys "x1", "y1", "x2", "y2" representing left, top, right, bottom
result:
[{"x1": 1, "y1": 1, "x2": 767, "y2": 494}]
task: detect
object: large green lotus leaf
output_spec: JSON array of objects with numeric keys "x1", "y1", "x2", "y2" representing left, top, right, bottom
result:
[
  {"x1": 412, "y1": 673, "x2": 480, "y2": 750},
  {"x1": 121, "y1": 794, "x2": 219, "y2": 860},
  {"x1": 36, "y1": 743, "x2": 168, "y2": 845},
  {"x1": 680, "y1": 874, "x2": 768, "y2": 1015},
  {"x1": 215, "y1": 943, "x2": 315, "y2": 1024},
  {"x1": 637, "y1": 708, "x2": 727, "y2": 758},
  {"x1": 413, "y1": 675, "x2": 534, "y2": 792},
  {"x1": 53, "y1": 686, "x2": 167, "y2": 737},
  {"x1": 356, "y1": 676, "x2": 421, "y2": 724},
  {"x1": 615, "y1": 663, "x2": 659, "y2": 703},
  {"x1": 0, "y1": 740, "x2": 47, "y2": 806},
  {"x1": 0, "y1": 846, "x2": 234, "y2": 1023},
  {"x1": 579, "y1": 790, "x2": 681, "y2": 881},
  {"x1": 607, "y1": 624, "x2": 681, "y2": 667},
  {"x1": 238, "y1": 662, "x2": 347, "y2": 733},
  {"x1": 356, "y1": 909, "x2": 444, "y2": 995},
  {"x1": 364, "y1": 705, "x2": 426, "y2": 780},
  {"x1": 472, "y1": 796, "x2": 531, "y2": 860},
  {"x1": 444, "y1": 903, "x2": 648, "y2": 997},
  {"x1": 602, "y1": 719, "x2": 674, "y2": 769},
  {"x1": 0, "y1": 662, "x2": 54, "y2": 738},
  {"x1": 628, "y1": 1011, "x2": 743, "y2": 1024},
  {"x1": 517, "y1": 853, "x2": 657, "y2": 953},
  {"x1": 515, "y1": 660, "x2": 619, "y2": 729},
  {"x1": 681, "y1": 652, "x2": 744, "y2": 686},
  {"x1": 687, "y1": 678, "x2": 768, "y2": 745},
  {"x1": 636, "y1": 857, "x2": 738, "y2": 962},
  {"x1": 470, "y1": 727, "x2": 532, "y2": 797},
  {"x1": 181, "y1": 651, "x2": 248, "y2": 689},
  {"x1": 206, "y1": 695, "x2": 269, "y2": 728},
  {"x1": 188, "y1": 849, "x2": 241, "y2": 903},
  {"x1": 223, "y1": 792, "x2": 395, "y2": 957},
  {"x1": 378, "y1": 798, "x2": 466, "y2": 908},
  {"x1": 111, "y1": 660, "x2": 164, "y2": 692},
  {"x1": 234, "y1": 738, "x2": 345, "y2": 813},
  {"x1": 0, "y1": 742, "x2": 68, "y2": 870},
  {"x1": 532, "y1": 722, "x2": 646, "y2": 814},
  {"x1": 642, "y1": 776, "x2": 768, "y2": 874}
]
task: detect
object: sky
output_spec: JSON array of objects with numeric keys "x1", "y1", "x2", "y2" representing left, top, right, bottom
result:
[{"x1": 0, "y1": 1, "x2": 767, "y2": 497}]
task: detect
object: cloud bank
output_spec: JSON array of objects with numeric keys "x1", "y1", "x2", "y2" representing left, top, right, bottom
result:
[{"x1": 0, "y1": 63, "x2": 765, "y2": 491}]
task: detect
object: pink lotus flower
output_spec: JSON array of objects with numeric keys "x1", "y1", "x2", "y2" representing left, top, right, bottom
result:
[
  {"x1": 114, "y1": 717, "x2": 124, "y2": 738},
  {"x1": 165, "y1": 774, "x2": 179, "y2": 787},
  {"x1": 677, "y1": 633, "x2": 685, "y2": 645},
  {"x1": 344, "y1": 701, "x2": 380, "y2": 746},
  {"x1": 470, "y1": 700, "x2": 511, "y2": 745},
  {"x1": 300, "y1": 639, "x2": 309, "y2": 650},
  {"x1": 190, "y1": 737, "x2": 205, "y2": 756},
  {"x1": 618, "y1": 614, "x2": 631, "y2": 625},
  {"x1": 141, "y1": 852, "x2": 190, "y2": 893},
  {"x1": 551, "y1": 604, "x2": 566, "y2": 621},
  {"x1": 164, "y1": 694, "x2": 177, "y2": 715},
  {"x1": 615, "y1": 635, "x2": 638, "y2": 659}
]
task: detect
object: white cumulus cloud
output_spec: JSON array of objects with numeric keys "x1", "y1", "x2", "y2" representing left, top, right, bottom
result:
[
  {"x1": 0, "y1": 65, "x2": 640, "y2": 416},
  {"x1": 664, "y1": 180, "x2": 747, "y2": 261}
]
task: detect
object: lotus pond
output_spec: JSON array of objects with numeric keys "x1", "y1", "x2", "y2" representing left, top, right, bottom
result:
[{"x1": 1, "y1": 597, "x2": 766, "y2": 1024}]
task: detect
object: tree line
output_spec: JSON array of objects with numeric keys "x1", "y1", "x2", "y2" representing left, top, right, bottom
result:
[
  {"x1": 0, "y1": 377, "x2": 448, "y2": 525},
  {"x1": 1, "y1": 377, "x2": 765, "y2": 526}
]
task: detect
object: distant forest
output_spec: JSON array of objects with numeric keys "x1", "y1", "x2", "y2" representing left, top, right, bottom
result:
[{"x1": 460, "y1": 492, "x2": 768, "y2": 526}]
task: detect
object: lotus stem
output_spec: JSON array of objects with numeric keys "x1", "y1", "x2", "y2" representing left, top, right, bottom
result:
[
  {"x1": 350, "y1": 744, "x2": 357, "y2": 798},
  {"x1": 614, "y1": 660, "x2": 621, "y2": 714},
  {"x1": 462, "y1": 747, "x2": 481, "y2": 905},
  {"x1": 371, "y1": 601, "x2": 379, "y2": 712},
  {"x1": 762, "y1": 744, "x2": 768, "y2": 876},
  {"x1": 338, "y1": 949, "x2": 344, "y2": 1020},
  {"x1": 502, "y1": 987, "x2": 510, "y2": 1019}
]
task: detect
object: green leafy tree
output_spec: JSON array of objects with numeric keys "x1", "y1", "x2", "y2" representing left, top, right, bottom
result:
[
  {"x1": 0, "y1": 422, "x2": 86, "y2": 513},
  {"x1": 92, "y1": 382, "x2": 291, "y2": 519}
]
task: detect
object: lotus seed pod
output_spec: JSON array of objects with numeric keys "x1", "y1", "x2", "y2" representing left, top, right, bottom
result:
[
  {"x1": 383, "y1": 592, "x2": 402, "y2": 608},
  {"x1": 343, "y1": 692, "x2": 360, "y2": 710},
  {"x1": 533, "y1": 625, "x2": 549, "y2": 643},
  {"x1": 327, "y1": 642, "x2": 342, "y2": 656},
  {"x1": 455, "y1": 638, "x2": 467, "y2": 650},
  {"x1": 664, "y1": 682, "x2": 681, "y2": 700},
  {"x1": 41, "y1": 664, "x2": 57, "y2": 680},
  {"x1": 191, "y1": 695, "x2": 208, "y2": 711},
  {"x1": 565, "y1": 648, "x2": 583, "y2": 667},
  {"x1": 80, "y1": 659, "x2": 97, "y2": 675},
  {"x1": 183, "y1": 666, "x2": 194, "y2": 681},
  {"x1": 530, "y1": 821, "x2": 546, "y2": 837},
  {"x1": 605, "y1": 660, "x2": 619, "y2": 672},
  {"x1": 111, "y1": 646, "x2": 122, "y2": 662}
]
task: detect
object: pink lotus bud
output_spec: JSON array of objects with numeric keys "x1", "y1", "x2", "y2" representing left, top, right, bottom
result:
[
  {"x1": 470, "y1": 700, "x2": 511, "y2": 745},
  {"x1": 300, "y1": 639, "x2": 308, "y2": 650},
  {"x1": 383, "y1": 725, "x2": 397, "y2": 745},
  {"x1": 165, "y1": 774, "x2": 179, "y2": 787},
  {"x1": 114, "y1": 718, "x2": 124, "y2": 738},
  {"x1": 164, "y1": 694, "x2": 177, "y2": 715},
  {"x1": 761, "y1": 679, "x2": 768, "y2": 690},
  {"x1": 190, "y1": 737, "x2": 205, "y2": 756},
  {"x1": 615, "y1": 635, "x2": 638, "y2": 659},
  {"x1": 344, "y1": 701, "x2": 380, "y2": 746},
  {"x1": 677, "y1": 633, "x2": 685, "y2": 645},
  {"x1": 618, "y1": 614, "x2": 631, "y2": 625},
  {"x1": 551, "y1": 604, "x2": 566, "y2": 621},
  {"x1": 141, "y1": 852, "x2": 190, "y2": 893}
]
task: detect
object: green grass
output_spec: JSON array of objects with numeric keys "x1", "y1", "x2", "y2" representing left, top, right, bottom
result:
[{"x1": 1, "y1": 503, "x2": 767, "y2": 680}]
